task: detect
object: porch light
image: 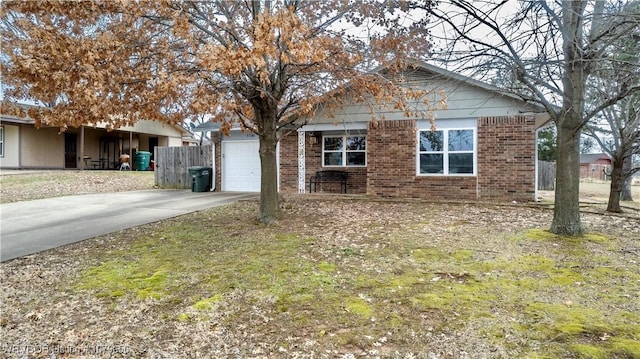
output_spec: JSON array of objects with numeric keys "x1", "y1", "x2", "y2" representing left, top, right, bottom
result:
[{"x1": 309, "y1": 132, "x2": 321, "y2": 145}]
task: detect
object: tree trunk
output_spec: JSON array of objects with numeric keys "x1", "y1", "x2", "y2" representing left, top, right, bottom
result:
[
  {"x1": 256, "y1": 106, "x2": 280, "y2": 224},
  {"x1": 551, "y1": 1, "x2": 585, "y2": 236},
  {"x1": 621, "y1": 156, "x2": 633, "y2": 201},
  {"x1": 606, "y1": 155, "x2": 624, "y2": 212},
  {"x1": 550, "y1": 123, "x2": 584, "y2": 235}
]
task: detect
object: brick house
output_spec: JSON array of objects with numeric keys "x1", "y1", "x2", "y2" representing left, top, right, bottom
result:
[
  {"x1": 579, "y1": 153, "x2": 611, "y2": 180},
  {"x1": 197, "y1": 62, "x2": 550, "y2": 201}
]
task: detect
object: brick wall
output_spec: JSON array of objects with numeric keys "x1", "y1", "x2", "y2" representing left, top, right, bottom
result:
[
  {"x1": 366, "y1": 120, "x2": 478, "y2": 200},
  {"x1": 279, "y1": 131, "x2": 298, "y2": 192},
  {"x1": 279, "y1": 131, "x2": 367, "y2": 193},
  {"x1": 477, "y1": 115, "x2": 536, "y2": 201},
  {"x1": 367, "y1": 120, "x2": 417, "y2": 197},
  {"x1": 212, "y1": 133, "x2": 222, "y2": 191},
  {"x1": 305, "y1": 132, "x2": 367, "y2": 194},
  {"x1": 280, "y1": 115, "x2": 536, "y2": 201},
  {"x1": 580, "y1": 162, "x2": 610, "y2": 180},
  {"x1": 366, "y1": 116, "x2": 536, "y2": 201}
]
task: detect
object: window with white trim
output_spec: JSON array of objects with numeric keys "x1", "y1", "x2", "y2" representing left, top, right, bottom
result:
[
  {"x1": 0, "y1": 126, "x2": 4, "y2": 157},
  {"x1": 418, "y1": 128, "x2": 475, "y2": 175},
  {"x1": 323, "y1": 135, "x2": 366, "y2": 167}
]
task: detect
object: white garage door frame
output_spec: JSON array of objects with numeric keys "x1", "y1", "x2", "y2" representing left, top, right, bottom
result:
[{"x1": 221, "y1": 139, "x2": 280, "y2": 192}]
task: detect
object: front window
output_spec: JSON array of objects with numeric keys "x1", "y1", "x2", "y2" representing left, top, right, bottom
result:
[
  {"x1": 323, "y1": 135, "x2": 366, "y2": 167},
  {"x1": 0, "y1": 126, "x2": 4, "y2": 157},
  {"x1": 418, "y1": 129, "x2": 475, "y2": 175}
]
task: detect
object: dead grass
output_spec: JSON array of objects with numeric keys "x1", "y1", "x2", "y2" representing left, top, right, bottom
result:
[
  {"x1": 0, "y1": 170, "x2": 156, "y2": 203},
  {"x1": 1, "y1": 195, "x2": 639, "y2": 358},
  {"x1": 538, "y1": 180, "x2": 640, "y2": 214}
]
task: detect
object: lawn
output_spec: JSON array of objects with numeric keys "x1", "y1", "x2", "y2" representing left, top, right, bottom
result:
[
  {"x1": 0, "y1": 170, "x2": 155, "y2": 203},
  {"x1": 538, "y1": 179, "x2": 640, "y2": 212},
  {"x1": 1, "y1": 196, "x2": 639, "y2": 358}
]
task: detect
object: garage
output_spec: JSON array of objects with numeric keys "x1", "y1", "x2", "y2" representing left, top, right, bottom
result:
[{"x1": 222, "y1": 140, "x2": 261, "y2": 192}]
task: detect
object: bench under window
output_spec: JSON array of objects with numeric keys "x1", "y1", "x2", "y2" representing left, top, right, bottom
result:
[{"x1": 309, "y1": 170, "x2": 348, "y2": 193}]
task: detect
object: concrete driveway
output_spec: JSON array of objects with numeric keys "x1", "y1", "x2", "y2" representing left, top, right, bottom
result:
[{"x1": 0, "y1": 190, "x2": 257, "y2": 262}]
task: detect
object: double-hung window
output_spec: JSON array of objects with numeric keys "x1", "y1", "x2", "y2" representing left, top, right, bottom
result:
[
  {"x1": 323, "y1": 135, "x2": 366, "y2": 167},
  {"x1": 418, "y1": 128, "x2": 475, "y2": 175},
  {"x1": 0, "y1": 126, "x2": 4, "y2": 157}
]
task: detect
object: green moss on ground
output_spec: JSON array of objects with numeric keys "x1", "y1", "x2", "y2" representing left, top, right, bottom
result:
[
  {"x1": 345, "y1": 297, "x2": 373, "y2": 318},
  {"x1": 75, "y1": 260, "x2": 170, "y2": 299},
  {"x1": 193, "y1": 294, "x2": 223, "y2": 310},
  {"x1": 71, "y1": 208, "x2": 639, "y2": 358},
  {"x1": 515, "y1": 228, "x2": 610, "y2": 245}
]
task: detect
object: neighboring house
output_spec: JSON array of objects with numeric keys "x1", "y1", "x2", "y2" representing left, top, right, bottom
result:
[
  {"x1": 0, "y1": 105, "x2": 193, "y2": 170},
  {"x1": 195, "y1": 62, "x2": 551, "y2": 201},
  {"x1": 579, "y1": 153, "x2": 612, "y2": 180}
]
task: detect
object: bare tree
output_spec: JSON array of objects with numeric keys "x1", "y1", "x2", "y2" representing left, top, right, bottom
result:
[
  {"x1": 622, "y1": 155, "x2": 640, "y2": 200},
  {"x1": 586, "y1": 96, "x2": 640, "y2": 210},
  {"x1": 584, "y1": 1, "x2": 640, "y2": 211},
  {"x1": 1, "y1": 0, "x2": 436, "y2": 224},
  {"x1": 416, "y1": 0, "x2": 640, "y2": 235}
]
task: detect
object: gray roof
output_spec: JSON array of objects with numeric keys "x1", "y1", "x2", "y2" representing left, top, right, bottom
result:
[
  {"x1": 192, "y1": 120, "x2": 296, "y2": 133},
  {"x1": 580, "y1": 153, "x2": 611, "y2": 164},
  {"x1": 192, "y1": 121, "x2": 226, "y2": 132},
  {"x1": 192, "y1": 60, "x2": 550, "y2": 132}
]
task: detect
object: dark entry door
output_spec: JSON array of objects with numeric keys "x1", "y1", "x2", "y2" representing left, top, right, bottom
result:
[
  {"x1": 64, "y1": 133, "x2": 77, "y2": 168},
  {"x1": 149, "y1": 137, "x2": 159, "y2": 160}
]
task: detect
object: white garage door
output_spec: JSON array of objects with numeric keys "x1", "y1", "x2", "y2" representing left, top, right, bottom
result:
[{"x1": 222, "y1": 140, "x2": 261, "y2": 192}]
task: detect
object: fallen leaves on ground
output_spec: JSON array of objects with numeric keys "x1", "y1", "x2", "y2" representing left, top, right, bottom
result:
[
  {"x1": 0, "y1": 171, "x2": 156, "y2": 203},
  {"x1": 1, "y1": 194, "x2": 639, "y2": 358}
]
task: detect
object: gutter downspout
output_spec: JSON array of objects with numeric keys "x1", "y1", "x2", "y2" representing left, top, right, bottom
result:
[{"x1": 211, "y1": 137, "x2": 216, "y2": 191}]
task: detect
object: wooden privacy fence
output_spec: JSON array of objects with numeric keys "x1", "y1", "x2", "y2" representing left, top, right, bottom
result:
[
  {"x1": 538, "y1": 161, "x2": 555, "y2": 190},
  {"x1": 154, "y1": 145, "x2": 212, "y2": 189}
]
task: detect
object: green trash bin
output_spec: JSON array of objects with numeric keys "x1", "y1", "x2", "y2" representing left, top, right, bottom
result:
[
  {"x1": 134, "y1": 151, "x2": 151, "y2": 171},
  {"x1": 188, "y1": 166, "x2": 211, "y2": 192}
]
